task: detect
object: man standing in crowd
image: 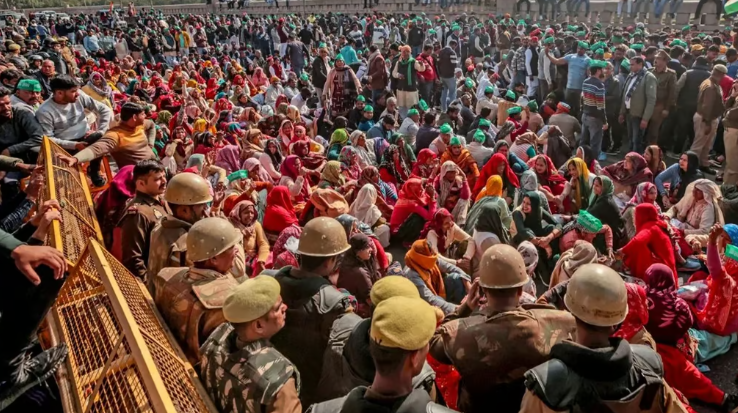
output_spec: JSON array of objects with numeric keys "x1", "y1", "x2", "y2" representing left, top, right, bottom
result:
[
  {"x1": 691, "y1": 64, "x2": 727, "y2": 175},
  {"x1": 439, "y1": 39, "x2": 459, "y2": 112},
  {"x1": 580, "y1": 60, "x2": 608, "y2": 161},
  {"x1": 648, "y1": 50, "x2": 677, "y2": 148},
  {"x1": 619, "y1": 56, "x2": 657, "y2": 154},
  {"x1": 545, "y1": 40, "x2": 592, "y2": 118}
]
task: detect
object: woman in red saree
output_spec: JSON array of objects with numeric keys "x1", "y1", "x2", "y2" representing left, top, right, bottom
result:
[
  {"x1": 262, "y1": 186, "x2": 299, "y2": 243},
  {"x1": 411, "y1": 149, "x2": 439, "y2": 180},
  {"x1": 619, "y1": 203, "x2": 678, "y2": 282},
  {"x1": 473, "y1": 153, "x2": 520, "y2": 203}
]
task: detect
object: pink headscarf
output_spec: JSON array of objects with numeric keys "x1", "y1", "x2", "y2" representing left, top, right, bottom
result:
[{"x1": 215, "y1": 145, "x2": 241, "y2": 174}]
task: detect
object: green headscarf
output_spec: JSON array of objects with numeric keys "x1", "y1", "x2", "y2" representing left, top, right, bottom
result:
[{"x1": 330, "y1": 128, "x2": 349, "y2": 145}]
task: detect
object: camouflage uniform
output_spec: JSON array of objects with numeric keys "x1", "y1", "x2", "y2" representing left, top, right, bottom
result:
[
  {"x1": 428, "y1": 303, "x2": 576, "y2": 413},
  {"x1": 200, "y1": 323, "x2": 302, "y2": 413},
  {"x1": 155, "y1": 267, "x2": 239, "y2": 364},
  {"x1": 117, "y1": 192, "x2": 168, "y2": 282}
]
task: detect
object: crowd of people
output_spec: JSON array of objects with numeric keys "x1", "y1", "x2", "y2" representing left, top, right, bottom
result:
[{"x1": 1, "y1": 6, "x2": 738, "y2": 413}]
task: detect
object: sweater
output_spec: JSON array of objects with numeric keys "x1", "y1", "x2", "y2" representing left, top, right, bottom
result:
[
  {"x1": 36, "y1": 91, "x2": 113, "y2": 150},
  {"x1": 75, "y1": 123, "x2": 156, "y2": 168}
]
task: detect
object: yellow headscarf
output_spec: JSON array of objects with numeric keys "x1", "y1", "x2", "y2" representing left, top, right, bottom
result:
[
  {"x1": 475, "y1": 175, "x2": 503, "y2": 202},
  {"x1": 404, "y1": 240, "x2": 445, "y2": 298},
  {"x1": 193, "y1": 118, "x2": 208, "y2": 134},
  {"x1": 568, "y1": 157, "x2": 591, "y2": 210},
  {"x1": 320, "y1": 161, "x2": 346, "y2": 187}
]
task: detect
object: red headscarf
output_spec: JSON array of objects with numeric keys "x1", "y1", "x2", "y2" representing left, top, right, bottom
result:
[
  {"x1": 280, "y1": 155, "x2": 310, "y2": 199},
  {"x1": 263, "y1": 186, "x2": 299, "y2": 234},
  {"x1": 396, "y1": 178, "x2": 430, "y2": 207},
  {"x1": 527, "y1": 154, "x2": 567, "y2": 186},
  {"x1": 95, "y1": 165, "x2": 135, "y2": 222},
  {"x1": 412, "y1": 148, "x2": 438, "y2": 179},
  {"x1": 622, "y1": 204, "x2": 678, "y2": 281},
  {"x1": 233, "y1": 74, "x2": 245, "y2": 87},
  {"x1": 612, "y1": 283, "x2": 649, "y2": 341},
  {"x1": 474, "y1": 153, "x2": 520, "y2": 197},
  {"x1": 420, "y1": 208, "x2": 453, "y2": 255},
  {"x1": 645, "y1": 264, "x2": 694, "y2": 345},
  {"x1": 205, "y1": 78, "x2": 218, "y2": 100}
]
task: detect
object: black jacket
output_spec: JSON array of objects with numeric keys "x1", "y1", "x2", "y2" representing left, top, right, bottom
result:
[
  {"x1": 677, "y1": 64, "x2": 711, "y2": 109},
  {"x1": 311, "y1": 57, "x2": 329, "y2": 89},
  {"x1": 437, "y1": 47, "x2": 458, "y2": 79}
]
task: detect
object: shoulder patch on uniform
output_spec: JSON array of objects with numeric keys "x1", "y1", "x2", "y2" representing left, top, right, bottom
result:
[
  {"x1": 192, "y1": 277, "x2": 240, "y2": 309},
  {"x1": 126, "y1": 205, "x2": 139, "y2": 214}
]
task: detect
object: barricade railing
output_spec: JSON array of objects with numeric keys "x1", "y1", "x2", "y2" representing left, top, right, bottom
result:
[{"x1": 37, "y1": 137, "x2": 217, "y2": 413}]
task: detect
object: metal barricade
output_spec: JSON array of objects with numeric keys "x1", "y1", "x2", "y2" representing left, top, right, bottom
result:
[{"x1": 38, "y1": 137, "x2": 217, "y2": 413}]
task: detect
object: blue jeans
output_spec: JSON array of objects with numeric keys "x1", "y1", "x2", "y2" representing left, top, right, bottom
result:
[
  {"x1": 440, "y1": 77, "x2": 457, "y2": 112},
  {"x1": 574, "y1": 0, "x2": 590, "y2": 13},
  {"x1": 580, "y1": 113, "x2": 604, "y2": 159},
  {"x1": 411, "y1": 45, "x2": 422, "y2": 57},
  {"x1": 626, "y1": 113, "x2": 645, "y2": 153},
  {"x1": 654, "y1": 0, "x2": 682, "y2": 15}
]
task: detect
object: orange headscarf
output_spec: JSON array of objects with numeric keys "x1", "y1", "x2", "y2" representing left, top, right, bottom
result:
[
  {"x1": 475, "y1": 175, "x2": 503, "y2": 202},
  {"x1": 405, "y1": 239, "x2": 446, "y2": 298}
]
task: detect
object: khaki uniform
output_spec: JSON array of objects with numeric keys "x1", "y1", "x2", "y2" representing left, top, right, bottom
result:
[
  {"x1": 118, "y1": 192, "x2": 168, "y2": 282},
  {"x1": 646, "y1": 68, "x2": 677, "y2": 145},
  {"x1": 200, "y1": 323, "x2": 302, "y2": 413},
  {"x1": 428, "y1": 303, "x2": 575, "y2": 413},
  {"x1": 148, "y1": 215, "x2": 191, "y2": 297},
  {"x1": 155, "y1": 267, "x2": 239, "y2": 364}
]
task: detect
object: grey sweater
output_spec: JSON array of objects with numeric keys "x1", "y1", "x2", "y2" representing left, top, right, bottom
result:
[{"x1": 35, "y1": 90, "x2": 112, "y2": 151}]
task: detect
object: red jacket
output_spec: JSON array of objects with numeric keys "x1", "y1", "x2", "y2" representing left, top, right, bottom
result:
[{"x1": 416, "y1": 53, "x2": 437, "y2": 82}]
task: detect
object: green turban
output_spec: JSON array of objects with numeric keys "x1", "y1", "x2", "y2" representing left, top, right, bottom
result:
[
  {"x1": 505, "y1": 89, "x2": 516, "y2": 100},
  {"x1": 473, "y1": 130, "x2": 486, "y2": 143},
  {"x1": 507, "y1": 106, "x2": 522, "y2": 116},
  {"x1": 440, "y1": 123, "x2": 452, "y2": 134},
  {"x1": 449, "y1": 136, "x2": 462, "y2": 146},
  {"x1": 364, "y1": 104, "x2": 374, "y2": 112},
  {"x1": 577, "y1": 210, "x2": 603, "y2": 233}
]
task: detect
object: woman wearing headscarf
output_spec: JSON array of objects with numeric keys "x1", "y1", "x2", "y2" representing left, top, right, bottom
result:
[
  {"x1": 516, "y1": 241, "x2": 540, "y2": 304},
  {"x1": 390, "y1": 178, "x2": 438, "y2": 244},
  {"x1": 473, "y1": 152, "x2": 520, "y2": 203},
  {"x1": 508, "y1": 131, "x2": 539, "y2": 164},
  {"x1": 665, "y1": 179, "x2": 725, "y2": 255},
  {"x1": 411, "y1": 149, "x2": 439, "y2": 180},
  {"x1": 83, "y1": 72, "x2": 114, "y2": 108},
  {"x1": 350, "y1": 184, "x2": 391, "y2": 247},
  {"x1": 271, "y1": 223, "x2": 303, "y2": 270},
  {"x1": 259, "y1": 138, "x2": 283, "y2": 183},
  {"x1": 645, "y1": 145, "x2": 666, "y2": 178},
  {"x1": 539, "y1": 125, "x2": 571, "y2": 169},
  {"x1": 422, "y1": 208, "x2": 476, "y2": 269},
  {"x1": 339, "y1": 146, "x2": 363, "y2": 181},
  {"x1": 556, "y1": 157, "x2": 594, "y2": 214},
  {"x1": 549, "y1": 240, "x2": 599, "y2": 288},
  {"x1": 318, "y1": 160, "x2": 356, "y2": 196},
  {"x1": 326, "y1": 128, "x2": 349, "y2": 161},
  {"x1": 228, "y1": 200, "x2": 269, "y2": 276},
  {"x1": 357, "y1": 166, "x2": 397, "y2": 220},
  {"x1": 336, "y1": 214, "x2": 391, "y2": 274},
  {"x1": 439, "y1": 137, "x2": 479, "y2": 191},
  {"x1": 492, "y1": 140, "x2": 529, "y2": 174},
  {"x1": 95, "y1": 165, "x2": 135, "y2": 252},
  {"x1": 378, "y1": 144, "x2": 411, "y2": 186},
  {"x1": 644, "y1": 264, "x2": 729, "y2": 408},
  {"x1": 512, "y1": 192, "x2": 563, "y2": 265},
  {"x1": 513, "y1": 170, "x2": 552, "y2": 213},
  {"x1": 338, "y1": 233, "x2": 383, "y2": 318},
  {"x1": 279, "y1": 154, "x2": 311, "y2": 205},
  {"x1": 349, "y1": 130, "x2": 377, "y2": 168},
  {"x1": 251, "y1": 67, "x2": 269, "y2": 90},
  {"x1": 655, "y1": 151, "x2": 703, "y2": 209},
  {"x1": 527, "y1": 154, "x2": 568, "y2": 200},
  {"x1": 276, "y1": 119, "x2": 296, "y2": 154},
  {"x1": 214, "y1": 145, "x2": 242, "y2": 174},
  {"x1": 291, "y1": 140, "x2": 326, "y2": 185},
  {"x1": 470, "y1": 200, "x2": 511, "y2": 279},
  {"x1": 324, "y1": 55, "x2": 362, "y2": 117},
  {"x1": 466, "y1": 175, "x2": 512, "y2": 231},
  {"x1": 619, "y1": 204, "x2": 678, "y2": 282},
  {"x1": 602, "y1": 152, "x2": 654, "y2": 199},
  {"x1": 622, "y1": 182, "x2": 660, "y2": 240},
  {"x1": 587, "y1": 175, "x2": 625, "y2": 248},
  {"x1": 262, "y1": 186, "x2": 299, "y2": 242},
  {"x1": 434, "y1": 161, "x2": 471, "y2": 226},
  {"x1": 300, "y1": 188, "x2": 350, "y2": 225},
  {"x1": 389, "y1": 133, "x2": 417, "y2": 165},
  {"x1": 403, "y1": 239, "x2": 470, "y2": 316}
]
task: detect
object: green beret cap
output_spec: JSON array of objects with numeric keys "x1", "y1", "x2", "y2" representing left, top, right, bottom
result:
[
  {"x1": 357, "y1": 95, "x2": 366, "y2": 102},
  {"x1": 407, "y1": 108, "x2": 419, "y2": 117},
  {"x1": 576, "y1": 31, "x2": 586, "y2": 36},
  {"x1": 543, "y1": 36, "x2": 555, "y2": 44},
  {"x1": 577, "y1": 210, "x2": 603, "y2": 233},
  {"x1": 479, "y1": 118, "x2": 491, "y2": 127},
  {"x1": 484, "y1": 85, "x2": 495, "y2": 94},
  {"x1": 589, "y1": 60, "x2": 607, "y2": 69},
  {"x1": 440, "y1": 123, "x2": 452, "y2": 134},
  {"x1": 16, "y1": 79, "x2": 42, "y2": 92},
  {"x1": 418, "y1": 99, "x2": 430, "y2": 111},
  {"x1": 527, "y1": 101, "x2": 538, "y2": 111},
  {"x1": 621, "y1": 59, "x2": 631, "y2": 71},
  {"x1": 363, "y1": 104, "x2": 374, "y2": 112},
  {"x1": 578, "y1": 41, "x2": 589, "y2": 50},
  {"x1": 505, "y1": 89, "x2": 516, "y2": 100},
  {"x1": 507, "y1": 106, "x2": 523, "y2": 115},
  {"x1": 465, "y1": 78, "x2": 474, "y2": 88},
  {"x1": 227, "y1": 170, "x2": 248, "y2": 183},
  {"x1": 594, "y1": 48, "x2": 604, "y2": 55},
  {"x1": 449, "y1": 136, "x2": 462, "y2": 146},
  {"x1": 222, "y1": 275, "x2": 280, "y2": 323},
  {"x1": 631, "y1": 43, "x2": 644, "y2": 50}
]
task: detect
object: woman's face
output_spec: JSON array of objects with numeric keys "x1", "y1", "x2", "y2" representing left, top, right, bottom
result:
[
  {"x1": 336, "y1": 60, "x2": 345, "y2": 69},
  {"x1": 568, "y1": 162, "x2": 579, "y2": 179},
  {"x1": 643, "y1": 149, "x2": 652, "y2": 163},
  {"x1": 624, "y1": 158, "x2": 633, "y2": 172},
  {"x1": 283, "y1": 124, "x2": 293, "y2": 135},
  {"x1": 693, "y1": 187, "x2": 704, "y2": 201},
  {"x1": 444, "y1": 170, "x2": 456, "y2": 182},
  {"x1": 392, "y1": 150, "x2": 399, "y2": 162},
  {"x1": 593, "y1": 178, "x2": 602, "y2": 195},
  {"x1": 356, "y1": 246, "x2": 372, "y2": 261},
  {"x1": 141, "y1": 80, "x2": 150, "y2": 88},
  {"x1": 535, "y1": 157, "x2": 546, "y2": 174},
  {"x1": 496, "y1": 163, "x2": 505, "y2": 174},
  {"x1": 451, "y1": 145, "x2": 461, "y2": 156},
  {"x1": 679, "y1": 154, "x2": 688, "y2": 171},
  {"x1": 267, "y1": 141, "x2": 277, "y2": 154},
  {"x1": 175, "y1": 129, "x2": 186, "y2": 139},
  {"x1": 357, "y1": 136, "x2": 366, "y2": 147},
  {"x1": 441, "y1": 216, "x2": 454, "y2": 232},
  {"x1": 249, "y1": 166, "x2": 260, "y2": 178},
  {"x1": 295, "y1": 128, "x2": 304, "y2": 138},
  {"x1": 647, "y1": 186, "x2": 658, "y2": 201},
  {"x1": 239, "y1": 206, "x2": 255, "y2": 224},
  {"x1": 294, "y1": 158, "x2": 303, "y2": 170},
  {"x1": 522, "y1": 197, "x2": 532, "y2": 214},
  {"x1": 498, "y1": 146, "x2": 508, "y2": 157}
]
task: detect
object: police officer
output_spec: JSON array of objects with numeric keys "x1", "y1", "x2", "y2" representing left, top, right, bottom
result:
[
  {"x1": 155, "y1": 217, "x2": 240, "y2": 364},
  {"x1": 200, "y1": 275, "x2": 301, "y2": 413},
  {"x1": 519, "y1": 264, "x2": 690, "y2": 413},
  {"x1": 308, "y1": 297, "x2": 456, "y2": 413},
  {"x1": 117, "y1": 160, "x2": 168, "y2": 282},
  {"x1": 148, "y1": 173, "x2": 212, "y2": 297},
  {"x1": 428, "y1": 244, "x2": 576, "y2": 413},
  {"x1": 267, "y1": 217, "x2": 354, "y2": 406}
]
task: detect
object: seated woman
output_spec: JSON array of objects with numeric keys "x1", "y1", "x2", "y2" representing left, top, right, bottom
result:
[
  {"x1": 440, "y1": 137, "x2": 479, "y2": 191},
  {"x1": 300, "y1": 188, "x2": 350, "y2": 224},
  {"x1": 350, "y1": 184, "x2": 391, "y2": 247},
  {"x1": 665, "y1": 179, "x2": 724, "y2": 255},
  {"x1": 556, "y1": 157, "x2": 594, "y2": 214},
  {"x1": 349, "y1": 130, "x2": 377, "y2": 169},
  {"x1": 288, "y1": 125, "x2": 324, "y2": 155},
  {"x1": 549, "y1": 240, "x2": 599, "y2": 287},
  {"x1": 602, "y1": 152, "x2": 653, "y2": 200},
  {"x1": 358, "y1": 166, "x2": 397, "y2": 220},
  {"x1": 422, "y1": 208, "x2": 476, "y2": 271},
  {"x1": 587, "y1": 175, "x2": 624, "y2": 248},
  {"x1": 319, "y1": 160, "x2": 357, "y2": 196},
  {"x1": 228, "y1": 200, "x2": 270, "y2": 277},
  {"x1": 279, "y1": 155, "x2": 311, "y2": 206},
  {"x1": 336, "y1": 214, "x2": 392, "y2": 275},
  {"x1": 527, "y1": 154, "x2": 567, "y2": 213},
  {"x1": 645, "y1": 264, "x2": 731, "y2": 409},
  {"x1": 214, "y1": 145, "x2": 243, "y2": 175},
  {"x1": 262, "y1": 186, "x2": 300, "y2": 244},
  {"x1": 466, "y1": 175, "x2": 512, "y2": 231},
  {"x1": 619, "y1": 203, "x2": 678, "y2": 281},
  {"x1": 338, "y1": 233, "x2": 383, "y2": 318},
  {"x1": 622, "y1": 182, "x2": 660, "y2": 240},
  {"x1": 655, "y1": 151, "x2": 703, "y2": 209},
  {"x1": 95, "y1": 165, "x2": 135, "y2": 251},
  {"x1": 645, "y1": 144, "x2": 666, "y2": 178},
  {"x1": 389, "y1": 133, "x2": 417, "y2": 165},
  {"x1": 271, "y1": 223, "x2": 302, "y2": 269},
  {"x1": 512, "y1": 192, "x2": 563, "y2": 264},
  {"x1": 258, "y1": 138, "x2": 284, "y2": 184},
  {"x1": 509, "y1": 131, "x2": 539, "y2": 164},
  {"x1": 326, "y1": 128, "x2": 349, "y2": 161},
  {"x1": 390, "y1": 178, "x2": 438, "y2": 244},
  {"x1": 411, "y1": 149, "x2": 439, "y2": 180},
  {"x1": 470, "y1": 200, "x2": 511, "y2": 279},
  {"x1": 434, "y1": 161, "x2": 472, "y2": 226},
  {"x1": 513, "y1": 170, "x2": 551, "y2": 212},
  {"x1": 240, "y1": 127, "x2": 265, "y2": 159},
  {"x1": 403, "y1": 239, "x2": 471, "y2": 316},
  {"x1": 538, "y1": 126, "x2": 571, "y2": 169},
  {"x1": 379, "y1": 144, "x2": 412, "y2": 186},
  {"x1": 473, "y1": 152, "x2": 520, "y2": 204},
  {"x1": 339, "y1": 146, "x2": 363, "y2": 182},
  {"x1": 493, "y1": 140, "x2": 528, "y2": 175},
  {"x1": 291, "y1": 140, "x2": 326, "y2": 184}
]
